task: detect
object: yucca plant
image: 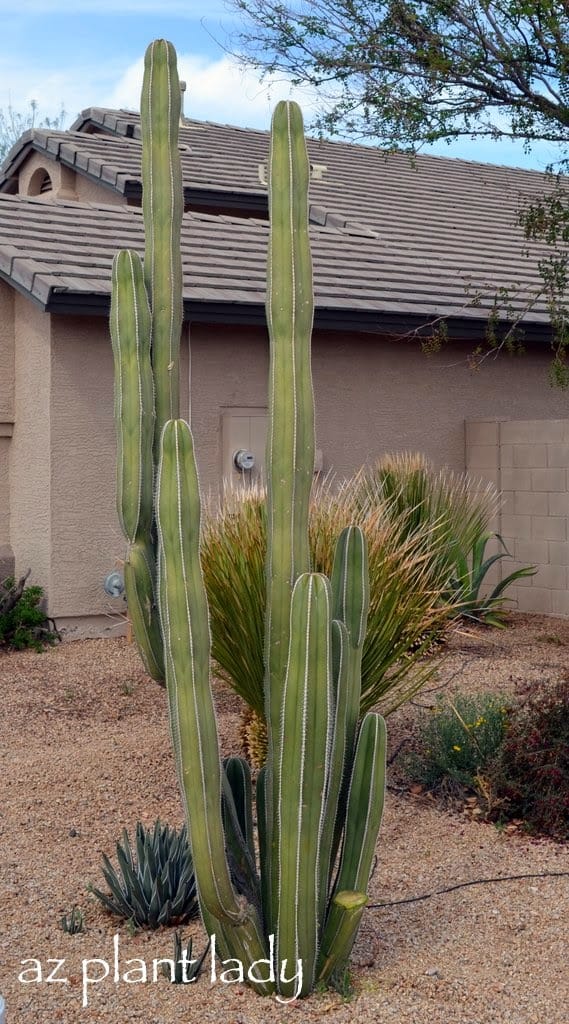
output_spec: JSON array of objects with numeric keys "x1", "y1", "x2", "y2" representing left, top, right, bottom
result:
[
  {"x1": 203, "y1": 478, "x2": 455, "y2": 724},
  {"x1": 447, "y1": 532, "x2": 537, "y2": 627},
  {"x1": 349, "y1": 452, "x2": 500, "y2": 580},
  {"x1": 89, "y1": 821, "x2": 198, "y2": 928}
]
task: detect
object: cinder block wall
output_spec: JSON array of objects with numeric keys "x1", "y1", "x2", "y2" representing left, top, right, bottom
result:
[{"x1": 466, "y1": 419, "x2": 569, "y2": 616}]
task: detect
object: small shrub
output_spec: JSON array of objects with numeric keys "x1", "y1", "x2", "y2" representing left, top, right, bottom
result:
[
  {"x1": 0, "y1": 573, "x2": 59, "y2": 651},
  {"x1": 488, "y1": 679, "x2": 569, "y2": 841},
  {"x1": 407, "y1": 692, "x2": 509, "y2": 791},
  {"x1": 89, "y1": 821, "x2": 199, "y2": 928}
]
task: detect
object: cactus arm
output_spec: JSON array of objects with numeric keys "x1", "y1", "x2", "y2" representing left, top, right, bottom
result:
[
  {"x1": 265, "y1": 98, "x2": 315, "y2": 934},
  {"x1": 316, "y1": 891, "x2": 367, "y2": 986},
  {"x1": 110, "y1": 250, "x2": 154, "y2": 543},
  {"x1": 109, "y1": 248, "x2": 164, "y2": 682},
  {"x1": 329, "y1": 526, "x2": 370, "y2": 860},
  {"x1": 276, "y1": 573, "x2": 333, "y2": 998},
  {"x1": 123, "y1": 542, "x2": 164, "y2": 683},
  {"x1": 141, "y1": 39, "x2": 183, "y2": 446},
  {"x1": 224, "y1": 756, "x2": 256, "y2": 863},
  {"x1": 318, "y1": 712, "x2": 386, "y2": 981},
  {"x1": 156, "y1": 421, "x2": 265, "y2": 940},
  {"x1": 331, "y1": 712, "x2": 387, "y2": 897},
  {"x1": 318, "y1": 618, "x2": 350, "y2": 917}
]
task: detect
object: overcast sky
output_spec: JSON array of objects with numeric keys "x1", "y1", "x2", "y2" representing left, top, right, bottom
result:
[{"x1": 0, "y1": 0, "x2": 564, "y2": 171}]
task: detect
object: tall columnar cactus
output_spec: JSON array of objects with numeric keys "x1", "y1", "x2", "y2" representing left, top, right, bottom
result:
[{"x1": 111, "y1": 38, "x2": 387, "y2": 1000}]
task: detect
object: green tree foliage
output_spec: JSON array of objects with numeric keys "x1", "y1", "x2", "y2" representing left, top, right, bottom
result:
[
  {"x1": 230, "y1": 1, "x2": 569, "y2": 149},
  {"x1": 231, "y1": 2, "x2": 569, "y2": 377},
  {"x1": 0, "y1": 100, "x2": 66, "y2": 162}
]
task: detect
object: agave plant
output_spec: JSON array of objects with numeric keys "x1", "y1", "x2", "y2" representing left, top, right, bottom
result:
[
  {"x1": 60, "y1": 906, "x2": 85, "y2": 934},
  {"x1": 447, "y1": 532, "x2": 536, "y2": 627},
  {"x1": 89, "y1": 821, "x2": 198, "y2": 928},
  {"x1": 162, "y1": 932, "x2": 210, "y2": 984}
]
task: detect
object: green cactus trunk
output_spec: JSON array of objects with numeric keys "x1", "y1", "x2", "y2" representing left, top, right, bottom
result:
[
  {"x1": 264, "y1": 97, "x2": 315, "y2": 936},
  {"x1": 111, "y1": 39, "x2": 387, "y2": 1002}
]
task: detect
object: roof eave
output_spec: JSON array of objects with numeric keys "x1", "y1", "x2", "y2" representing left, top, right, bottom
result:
[{"x1": 42, "y1": 288, "x2": 552, "y2": 342}]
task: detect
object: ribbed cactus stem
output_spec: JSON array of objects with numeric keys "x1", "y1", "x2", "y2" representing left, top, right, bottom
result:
[
  {"x1": 111, "y1": 44, "x2": 388, "y2": 999},
  {"x1": 110, "y1": 248, "x2": 164, "y2": 683},
  {"x1": 276, "y1": 573, "x2": 333, "y2": 998},
  {"x1": 316, "y1": 891, "x2": 368, "y2": 986},
  {"x1": 265, "y1": 98, "x2": 315, "y2": 934},
  {"x1": 110, "y1": 250, "x2": 154, "y2": 543},
  {"x1": 141, "y1": 39, "x2": 183, "y2": 449},
  {"x1": 157, "y1": 420, "x2": 235, "y2": 919},
  {"x1": 332, "y1": 713, "x2": 387, "y2": 896},
  {"x1": 123, "y1": 542, "x2": 164, "y2": 682}
]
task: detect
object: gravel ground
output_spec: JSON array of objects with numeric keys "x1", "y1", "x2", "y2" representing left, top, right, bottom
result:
[{"x1": 1, "y1": 613, "x2": 568, "y2": 1024}]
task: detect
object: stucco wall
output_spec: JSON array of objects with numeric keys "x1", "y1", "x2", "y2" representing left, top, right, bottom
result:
[
  {"x1": 10, "y1": 296, "x2": 51, "y2": 591},
  {"x1": 0, "y1": 281, "x2": 14, "y2": 568},
  {"x1": 18, "y1": 151, "x2": 77, "y2": 201},
  {"x1": 74, "y1": 175, "x2": 126, "y2": 206},
  {"x1": 190, "y1": 324, "x2": 569, "y2": 491},
  {"x1": 10, "y1": 306, "x2": 569, "y2": 628},
  {"x1": 48, "y1": 315, "x2": 189, "y2": 622}
]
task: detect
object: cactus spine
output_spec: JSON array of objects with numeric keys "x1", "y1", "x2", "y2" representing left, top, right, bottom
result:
[{"x1": 111, "y1": 39, "x2": 387, "y2": 1000}]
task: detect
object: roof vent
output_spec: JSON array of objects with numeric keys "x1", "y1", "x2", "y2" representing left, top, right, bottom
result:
[
  {"x1": 26, "y1": 166, "x2": 53, "y2": 197},
  {"x1": 310, "y1": 163, "x2": 327, "y2": 180}
]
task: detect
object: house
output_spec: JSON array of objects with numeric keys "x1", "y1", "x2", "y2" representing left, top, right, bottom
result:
[{"x1": 0, "y1": 106, "x2": 567, "y2": 636}]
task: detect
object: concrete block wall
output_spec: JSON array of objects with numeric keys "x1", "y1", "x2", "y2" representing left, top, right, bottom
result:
[{"x1": 465, "y1": 419, "x2": 569, "y2": 616}]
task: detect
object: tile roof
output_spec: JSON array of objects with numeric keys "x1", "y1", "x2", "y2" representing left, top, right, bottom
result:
[
  {"x1": 0, "y1": 189, "x2": 552, "y2": 336},
  {"x1": 0, "y1": 107, "x2": 560, "y2": 335}
]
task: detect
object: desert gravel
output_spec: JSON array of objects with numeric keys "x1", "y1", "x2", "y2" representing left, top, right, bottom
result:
[{"x1": 1, "y1": 613, "x2": 568, "y2": 1024}]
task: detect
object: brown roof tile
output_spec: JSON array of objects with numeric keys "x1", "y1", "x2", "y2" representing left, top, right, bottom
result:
[{"x1": 0, "y1": 108, "x2": 560, "y2": 335}]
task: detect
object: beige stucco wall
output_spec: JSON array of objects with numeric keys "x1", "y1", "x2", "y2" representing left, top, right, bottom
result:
[
  {"x1": 17, "y1": 152, "x2": 125, "y2": 206},
  {"x1": 190, "y1": 324, "x2": 569, "y2": 490},
  {"x1": 10, "y1": 295, "x2": 51, "y2": 590},
  {"x1": 47, "y1": 315, "x2": 189, "y2": 625},
  {"x1": 0, "y1": 280, "x2": 14, "y2": 573},
  {"x1": 74, "y1": 175, "x2": 126, "y2": 206},
  {"x1": 466, "y1": 419, "x2": 569, "y2": 616},
  {"x1": 18, "y1": 151, "x2": 77, "y2": 201},
  {"x1": 8, "y1": 305, "x2": 569, "y2": 629}
]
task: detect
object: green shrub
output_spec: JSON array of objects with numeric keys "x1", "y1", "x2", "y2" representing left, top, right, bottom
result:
[
  {"x1": 203, "y1": 479, "x2": 455, "y2": 720},
  {"x1": 0, "y1": 574, "x2": 59, "y2": 651},
  {"x1": 89, "y1": 821, "x2": 199, "y2": 928},
  {"x1": 488, "y1": 678, "x2": 569, "y2": 840},
  {"x1": 407, "y1": 692, "x2": 509, "y2": 790}
]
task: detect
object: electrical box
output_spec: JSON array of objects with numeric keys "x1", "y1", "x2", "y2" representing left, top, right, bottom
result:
[
  {"x1": 221, "y1": 409, "x2": 267, "y2": 485},
  {"x1": 221, "y1": 409, "x2": 324, "y2": 487}
]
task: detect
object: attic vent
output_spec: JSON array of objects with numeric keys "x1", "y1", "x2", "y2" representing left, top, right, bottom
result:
[
  {"x1": 26, "y1": 166, "x2": 53, "y2": 197},
  {"x1": 258, "y1": 161, "x2": 328, "y2": 186},
  {"x1": 178, "y1": 144, "x2": 192, "y2": 154},
  {"x1": 310, "y1": 163, "x2": 327, "y2": 180}
]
